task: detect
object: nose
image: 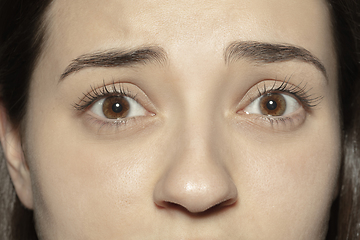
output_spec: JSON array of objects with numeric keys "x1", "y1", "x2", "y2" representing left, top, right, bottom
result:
[{"x1": 153, "y1": 136, "x2": 238, "y2": 213}]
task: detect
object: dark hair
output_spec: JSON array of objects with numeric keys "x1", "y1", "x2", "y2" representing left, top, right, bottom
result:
[
  {"x1": 0, "y1": 0, "x2": 359, "y2": 239},
  {"x1": 327, "y1": 0, "x2": 360, "y2": 239},
  {"x1": 0, "y1": 1, "x2": 52, "y2": 239}
]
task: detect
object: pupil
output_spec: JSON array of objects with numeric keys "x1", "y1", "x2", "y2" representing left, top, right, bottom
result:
[
  {"x1": 112, "y1": 102, "x2": 123, "y2": 113},
  {"x1": 266, "y1": 100, "x2": 277, "y2": 111}
]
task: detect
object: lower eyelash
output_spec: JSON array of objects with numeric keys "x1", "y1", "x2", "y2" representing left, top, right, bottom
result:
[
  {"x1": 84, "y1": 113, "x2": 130, "y2": 132},
  {"x1": 264, "y1": 116, "x2": 293, "y2": 127},
  {"x1": 256, "y1": 108, "x2": 306, "y2": 131}
]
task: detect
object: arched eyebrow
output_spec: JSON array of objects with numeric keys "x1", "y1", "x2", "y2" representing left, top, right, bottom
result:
[
  {"x1": 59, "y1": 41, "x2": 327, "y2": 82},
  {"x1": 59, "y1": 46, "x2": 167, "y2": 80},
  {"x1": 224, "y1": 41, "x2": 327, "y2": 80}
]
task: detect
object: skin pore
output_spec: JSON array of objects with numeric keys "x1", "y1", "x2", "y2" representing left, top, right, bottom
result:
[{"x1": 0, "y1": 0, "x2": 340, "y2": 239}]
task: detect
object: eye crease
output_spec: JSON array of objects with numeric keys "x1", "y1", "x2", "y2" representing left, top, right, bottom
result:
[
  {"x1": 73, "y1": 82, "x2": 151, "y2": 129},
  {"x1": 236, "y1": 78, "x2": 324, "y2": 130},
  {"x1": 243, "y1": 78, "x2": 322, "y2": 113},
  {"x1": 74, "y1": 78, "x2": 322, "y2": 131}
]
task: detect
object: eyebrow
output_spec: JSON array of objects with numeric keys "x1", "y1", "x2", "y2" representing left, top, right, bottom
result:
[
  {"x1": 224, "y1": 41, "x2": 327, "y2": 79},
  {"x1": 59, "y1": 46, "x2": 167, "y2": 80},
  {"x1": 59, "y1": 41, "x2": 327, "y2": 81}
]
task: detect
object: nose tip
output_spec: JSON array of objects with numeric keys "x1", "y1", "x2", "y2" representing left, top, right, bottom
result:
[{"x1": 153, "y1": 163, "x2": 238, "y2": 213}]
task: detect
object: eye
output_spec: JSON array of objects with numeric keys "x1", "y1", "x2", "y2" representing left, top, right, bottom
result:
[
  {"x1": 244, "y1": 93, "x2": 300, "y2": 116},
  {"x1": 90, "y1": 96, "x2": 146, "y2": 119}
]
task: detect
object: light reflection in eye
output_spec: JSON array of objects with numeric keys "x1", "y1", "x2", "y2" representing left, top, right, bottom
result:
[
  {"x1": 244, "y1": 93, "x2": 300, "y2": 116},
  {"x1": 90, "y1": 96, "x2": 146, "y2": 120}
]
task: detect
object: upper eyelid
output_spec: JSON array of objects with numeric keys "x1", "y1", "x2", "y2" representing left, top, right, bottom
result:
[
  {"x1": 241, "y1": 79, "x2": 322, "y2": 112},
  {"x1": 73, "y1": 82, "x2": 138, "y2": 111}
]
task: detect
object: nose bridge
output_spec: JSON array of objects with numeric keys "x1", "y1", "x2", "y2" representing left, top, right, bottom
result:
[
  {"x1": 174, "y1": 87, "x2": 225, "y2": 175},
  {"x1": 180, "y1": 79, "x2": 222, "y2": 148},
  {"x1": 153, "y1": 100, "x2": 238, "y2": 213}
]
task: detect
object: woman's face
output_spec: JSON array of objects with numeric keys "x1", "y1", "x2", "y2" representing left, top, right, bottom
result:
[{"x1": 14, "y1": 0, "x2": 340, "y2": 239}]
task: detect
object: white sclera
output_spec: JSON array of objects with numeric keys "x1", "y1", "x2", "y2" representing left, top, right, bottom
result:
[
  {"x1": 244, "y1": 94, "x2": 300, "y2": 116},
  {"x1": 90, "y1": 96, "x2": 146, "y2": 119}
]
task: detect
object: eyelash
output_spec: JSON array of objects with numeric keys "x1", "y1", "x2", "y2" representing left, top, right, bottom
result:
[
  {"x1": 74, "y1": 81, "x2": 137, "y2": 112},
  {"x1": 74, "y1": 78, "x2": 321, "y2": 131},
  {"x1": 248, "y1": 77, "x2": 322, "y2": 127},
  {"x1": 252, "y1": 77, "x2": 322, "y2": 111}
]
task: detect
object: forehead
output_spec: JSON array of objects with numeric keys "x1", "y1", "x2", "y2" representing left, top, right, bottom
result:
[{"x1": 40, "y1": 0, "x2": 335, "y2": 83}]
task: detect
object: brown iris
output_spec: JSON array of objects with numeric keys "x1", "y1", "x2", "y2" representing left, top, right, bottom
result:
[
  {"x1": 102, "y1": 96, "x2": 130, "y2": 119},
  {"x1": 259, "y1": 93, "x2": 286, "y2": 116}
]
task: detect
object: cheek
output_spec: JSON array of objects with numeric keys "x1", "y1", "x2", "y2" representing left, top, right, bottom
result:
[
  {"x1": 229, "y1": 116, "x2": 341, "y2": 238},
  {"x1": 25, "y1": 112, "x2": 163, "y2": 238}
]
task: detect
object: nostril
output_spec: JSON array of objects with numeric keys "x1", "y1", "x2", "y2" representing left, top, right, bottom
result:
[
  {"x1": 215, "y1": 197, "x2": 238, "y2": 210},
  {"x1": 203, "y1": 198, "x2": 238, "y2": 215},
  {"x1": 153, "y1": 150, "x2": 239, "y2": 214},
  {"x1": 155, "y1": 197, "x2": 238, "y2": 215},
  {"x1": 155, "y1": 201, "x2": 189, "y2": 211},
  {"x1": 154, "y1": 180, "x2": 238, "y2": 214}
]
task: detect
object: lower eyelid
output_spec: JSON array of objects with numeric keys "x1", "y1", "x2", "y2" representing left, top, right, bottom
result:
[
  {"x1": 83, "y1": 112, "x2": 139, "y2": 134},
  {"x1": 238, "y1": 107, "x2": 307, "y2": 132},
  {"x1": 81, "y1": 111, "x2": 159, "y2": 137}
]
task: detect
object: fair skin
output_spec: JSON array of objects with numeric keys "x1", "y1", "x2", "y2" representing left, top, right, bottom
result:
[{"x1": 0, "y1": 0, "x2": 340, "y2": 239}]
